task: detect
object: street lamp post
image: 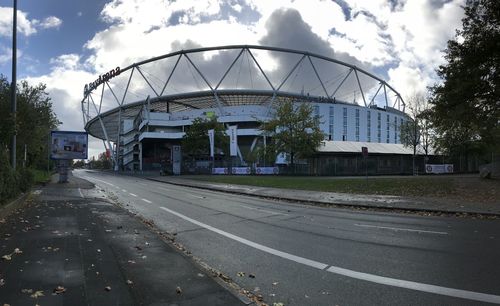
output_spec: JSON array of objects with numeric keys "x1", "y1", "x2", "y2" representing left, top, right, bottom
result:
[{"x1": 11, "y1": 0, "x2": 17, "y2": 170}]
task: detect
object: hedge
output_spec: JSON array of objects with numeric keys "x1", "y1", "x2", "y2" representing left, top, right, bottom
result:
[{"x1": 0, "y1": 150, "x2": 34, "y2": 205}]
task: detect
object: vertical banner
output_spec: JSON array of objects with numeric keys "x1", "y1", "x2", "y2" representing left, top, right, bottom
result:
[
  {"x1": 208, "y1": 129, "x2": 214, "y2": 157},
  {"x1": 229, "y1": 125, "x2": 238, "y2": 157},
  {"x1": 172, "y1": 145, "x2": 181, "y2": 175}
]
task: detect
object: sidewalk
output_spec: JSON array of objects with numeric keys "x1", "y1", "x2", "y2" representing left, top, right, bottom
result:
[
  {"x1": 0, "y1": 174, "x2": 246, "y2": 305},
  {"x1": 145, "y1": 175, "x2": 500, "y2": 216}
]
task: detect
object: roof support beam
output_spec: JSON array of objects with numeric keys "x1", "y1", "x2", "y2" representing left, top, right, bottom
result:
[{"x1": 307, "y1": 55, "x2": 329, "y2": 98}]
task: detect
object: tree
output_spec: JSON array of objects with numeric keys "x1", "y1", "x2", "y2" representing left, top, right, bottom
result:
[
  {"x1": 429, "y1": 0, "x2": 500, "y2": 156},
  {"x1": 260, "y1": 99, "x2": 325, "y2": 168},
  {"x1": 0, "y1": 75, "x2": 60, "y2": 169},
  {"x1": 181, "y1": 117, "x2": 228, "y2": 158},
  {"x1": 400, "y1": 93, "x2": 433, "y2": 174}
]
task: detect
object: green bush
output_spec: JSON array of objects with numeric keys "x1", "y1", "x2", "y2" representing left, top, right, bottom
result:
[{"x1": 0, "y1": 149, "x2": 35, "y2": 204}]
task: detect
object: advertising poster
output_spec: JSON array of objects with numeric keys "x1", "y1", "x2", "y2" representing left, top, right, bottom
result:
[{"x1": 50, "y1": 131, "x2": 88, "y2": 160}]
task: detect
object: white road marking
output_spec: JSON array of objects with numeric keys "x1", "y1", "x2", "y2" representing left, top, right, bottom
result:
[
  {"x1": 354, "y1": 223, "x2": 448, "y2": 235},
  {"x1": 142, "y1": 198, "x2": 152, "y2": 203},
  {"x1": 159, "y1": 206, "x2": 327, "y2": 270},
  {"x1": 189, "y1": 194, "x2": 205, "y2": 199},
  {"x1": 326, "y1": 266, "x2": 500, "y2": 304},
  {"x1": 241, "y1": 205, "x2": 288, "y2": 216},
  {"x1": 158, "y1": 205, "x2": 500, "y2": 304},
  {"x1": 122, "y1": 189, "x2": 127, "y2": 192},
  {"x1": 88, "y1": 177, "x2": 116, "y2": 187},
  {"x1": 157, "y1": 186, "x2": 171, "y2": 191},
  {"x1": 129, "y1": 193, "x2": 137, "y2": 197},
  {"x1": 78, "y1": 188, "x2": 84, "y2": 198}
]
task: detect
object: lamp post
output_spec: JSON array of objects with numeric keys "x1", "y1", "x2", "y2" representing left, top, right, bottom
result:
[{"x1": 11, "y1": 0, "x2": 17, "y2": 170}]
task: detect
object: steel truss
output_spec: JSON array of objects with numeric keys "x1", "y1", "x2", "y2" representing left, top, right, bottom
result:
[{"x1": 81, "y1": 45, "x2": 405, "y2": 167}]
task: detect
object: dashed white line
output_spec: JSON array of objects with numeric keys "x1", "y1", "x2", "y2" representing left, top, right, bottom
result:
[
  {"x1": 88, "y1": 177, "x2": 116, "y2": 187},
  {"x1": 354, "y1": 223, "x2": 448, "y2": 235},
  {"x1": 189, "y1": 194, "x2": 205, "y2": 199},
  {"x1": 129, "y1": 193, "x2": 137, "y2": 197},
  {"x1": 141, "y1": 198, "x2": 152, "y2": 204},
  {"x1": 78, "y1": 188, "x2": 84, "y2": 198},
  {"x1": 122, "y1": 189, "x2": 127, "y2": 192},
  {"x1": 158, "y1": 205, "x2": 500, "y2": 304},
  {"x1": 241, "y1": 205, "x2": 288, "y2": 216}
]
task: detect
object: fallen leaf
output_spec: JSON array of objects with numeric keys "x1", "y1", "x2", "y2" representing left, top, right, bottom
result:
[
  {"x1": 126, "y1": 279, "x2": 133, "y2": 285},
  {"x1": 53, "y1": 285, "x2": 66, "y2": 294},
  {"x1": 176, "y1": 286, "x2": 182, "y2": 294},
  {"x1": 0, "y1": 278, "x2": 5, "y2": 286},
  {"x1": 30, "y1": 290, "x2": 44, "y2": 298},
  {"x1": 272, "y1": 282, "x2": 279, "y2": 286},
  {"x1": 273, "y1": 303, "x2": 285, "y2": 306},
  {"x1": 256, "y1": 294, "x2": 263, "y2": 301},
  {"x1": 237, "y1": 272, "x2": 245, "y2": 277},
  {"x1": 96, "y1": 249, "x2": 101, "y2": 253},
  {"x1": 1, "y1": 254, "x2": 11, "y2": 261},
  {"x1": 104, "y1": 286, "x2": 111, "y2": 292},
  {"x1": 14, "y1": 248, "x2": 22, "y2": 254},
  {"x1": 127, "y1": 260, "x2": 136, "y2": 264},
  {"x1": 21, "y1": 289, "x2": 33, "y2": 294}
]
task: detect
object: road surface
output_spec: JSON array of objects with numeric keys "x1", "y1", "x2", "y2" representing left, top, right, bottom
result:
[{"x1": 75, "y1": 170, "x2": 500, "y2": 306}]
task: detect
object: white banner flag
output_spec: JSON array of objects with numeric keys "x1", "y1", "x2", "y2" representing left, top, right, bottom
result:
[
  {"x1": 208, "y1": 129, "x2": 214, "y2": 157},
  {"x1": 229, "y1": 125, "x2": 238, "y2": 156}
]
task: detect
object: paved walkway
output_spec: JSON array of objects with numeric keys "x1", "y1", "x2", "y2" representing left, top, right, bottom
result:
[
  {"x1": 0, "y1": 174, "x2": 245, "y2": 306},
  {"x1": 141, "y1": 174, "x2": 500, "y2": 216}
]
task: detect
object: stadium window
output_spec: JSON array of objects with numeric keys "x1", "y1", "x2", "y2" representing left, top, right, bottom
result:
[
  {"x1": 386, "y1": 114, "x2": 390, "y2": 143},
  {"x1": 329, "y1": 106, "x2": 334, "y2": 140},
  {"x1": 377, "y1": 112, "x2": 381, "y2": 143},
  {"x1": 355, "y1": 109, "x2": 360, "y2": 142},
  {"x1": 343, "y1": 107, "x2": 347, "y2": 141},
  {"x1": 367, "y1": 111, "x2": 371, "y2": 142},
  {"x1": 394, "y1": 116, "x2": 398, "y2": 143}
]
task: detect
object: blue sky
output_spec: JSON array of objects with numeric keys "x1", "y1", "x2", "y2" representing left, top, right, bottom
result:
[
  {"x1": 0, "y1": 0, "x2": 465, "y2": 158},
  {"x1": 0, "y1": 0, "x2": 109, "y2": 77}
]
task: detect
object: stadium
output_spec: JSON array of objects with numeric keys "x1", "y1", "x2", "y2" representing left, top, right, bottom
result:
[{"x1": 81, "y1": 45, "x2": 420, "y2": 175}]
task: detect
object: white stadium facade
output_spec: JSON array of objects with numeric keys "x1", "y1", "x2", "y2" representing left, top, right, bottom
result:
[{"x1": 81, "y1": 45, "x2": 426, "y2": 175}]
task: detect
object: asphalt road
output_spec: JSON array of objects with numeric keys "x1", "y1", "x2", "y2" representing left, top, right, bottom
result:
[{"x1": 74, "y1": 169, "x2": 500, "y2": 306}]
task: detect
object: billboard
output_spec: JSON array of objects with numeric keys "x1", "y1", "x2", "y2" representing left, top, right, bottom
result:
[{"x1": 51, "y1": 131, "x2": 88, "y2": 160}]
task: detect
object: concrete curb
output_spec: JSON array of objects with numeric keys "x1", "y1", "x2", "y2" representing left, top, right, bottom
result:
[
  {"x1": 146, "y1": 177, "x2": 500, "y2": 218},
  {"x1": 0, "y1": 192, "x2": 31, "y2": 220}
]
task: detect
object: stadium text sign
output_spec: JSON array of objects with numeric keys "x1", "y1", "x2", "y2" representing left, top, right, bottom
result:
[
  {"x1": 83, "y1": 67, "x2": 121, "y2": 97},
  {"x1": 51, "y1": 131, "x2": 88, "y2": 160}
]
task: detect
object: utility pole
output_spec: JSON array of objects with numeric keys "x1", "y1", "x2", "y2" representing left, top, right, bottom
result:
[{"x1": 11, "y1": 0, "x2": 17, "y2": 170}]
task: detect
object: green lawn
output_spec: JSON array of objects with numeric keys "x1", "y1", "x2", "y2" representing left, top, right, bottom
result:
[
  {"x1": 188, "y1": 175, "x2": 454, "y2": 197},
  {"x1": 32, "y1": 169, "x2": 52, "y2": 184}
]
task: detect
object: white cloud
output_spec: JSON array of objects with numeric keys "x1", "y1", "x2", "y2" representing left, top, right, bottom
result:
[
  {"x1": 0, "y1": 6, "x2": 62, "y2": 37},
  {"x1": 20, "y1": 0, "x2": 466, "y2": 156},
  {"x1": 0, "y1": 7, "x2": 37, "y2": 36},
  {"x1": 37, "y1": 16, "x2": 62, "y2": 29}
]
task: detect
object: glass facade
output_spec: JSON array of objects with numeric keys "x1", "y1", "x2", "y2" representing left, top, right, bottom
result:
[
  {"x1": 367, "y1": 111, "x2": 371, "y2": 142},
  {"x1": 355, "y1": 109, "x2": 360, "y2": 142},
  {"x1": 329, "y1": 106, "x2": 334, "y2": 140},
  {"x1": 377, "y1": 112, "x2": 381, "y2": 143},
  {"x1": 343, "y1": 107, "x2": 347, "y2": 141},
  {"x1": 386, "y1": 114, "x2": 390, "y2": 143}
]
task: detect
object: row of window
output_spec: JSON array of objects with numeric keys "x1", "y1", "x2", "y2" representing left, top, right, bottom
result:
[{"x1": 326, "y1": 107, "x2": 403, "y2": 143}]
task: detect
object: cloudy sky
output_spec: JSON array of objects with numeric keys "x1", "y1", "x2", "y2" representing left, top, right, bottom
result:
[{"x1": 0, "y1": 0, "x2": 465, "y2": 159}]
